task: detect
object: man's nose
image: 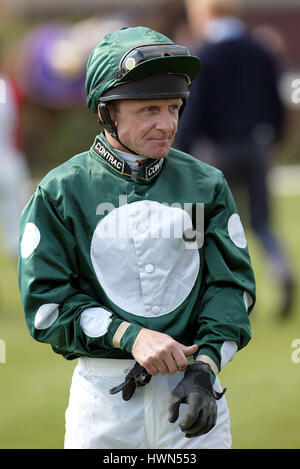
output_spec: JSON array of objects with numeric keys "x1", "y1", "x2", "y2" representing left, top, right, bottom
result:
[{"x1": 155, "y1": 109, "x2": 176, "y2": 132}]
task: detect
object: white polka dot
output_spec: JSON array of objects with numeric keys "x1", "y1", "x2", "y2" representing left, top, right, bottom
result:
[
  {"x1": 80, "y1": 307, "x2": 112, "y2": 338},
  {"x1": 21, "y1": 223, "x2": 41, "y2": 258},
  {"x1": 34, "y1": 303, "x2": 59, "y2": 330},
  {"x1": 243, "y1": 291, "x2": 253, "y2": 311},
  {"x1": 227, "y1": 214, "x2": 247, "y2": 248}
]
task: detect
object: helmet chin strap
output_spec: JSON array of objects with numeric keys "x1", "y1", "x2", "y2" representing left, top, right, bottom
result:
[
  {"x1": 98, "y1": 103, "x2": 139, "y2": 156},
  {"x1": 115, "y1": 135, "x2": 139, "y2": 156}
]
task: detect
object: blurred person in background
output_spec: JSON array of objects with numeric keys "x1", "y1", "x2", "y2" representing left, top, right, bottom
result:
[
  {"x1": 140, "y1": 0, "x2": 197, "y2": 50},
  {"x1": 176, "y1": 0, "x2": 295, "y2": 318},
  {"x1": 0, "y1": 45, "x2": 31, "y2": 260},
  {"x1": 252, "y1": 24, "x2": 290, "y2": 78}
]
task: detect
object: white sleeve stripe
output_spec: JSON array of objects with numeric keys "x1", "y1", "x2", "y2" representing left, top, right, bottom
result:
[
  {"x1": 112, "y1": 321, "x2": 131, "y2": 348},
  {"x1": 195, "y1": 354, "x2": 219, "y2": 375}
]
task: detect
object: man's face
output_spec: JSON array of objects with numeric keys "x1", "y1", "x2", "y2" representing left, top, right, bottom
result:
[{"x1": 107, "y1": 98, "x2": 183, "y2": 159}]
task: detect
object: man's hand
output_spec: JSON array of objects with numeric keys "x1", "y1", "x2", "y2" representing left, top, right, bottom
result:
[
  {"x1": 132, "y1": 328, "x2": 198, "y2": 375},
  {"x1": 168, "y1": 361, "x2": 226, "y2": 438}
]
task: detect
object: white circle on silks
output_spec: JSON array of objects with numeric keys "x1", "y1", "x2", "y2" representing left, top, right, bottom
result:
[
  {"x1": 21, "y1": 222, "x2": 41, "y2": 258},
  {"x1": 90, "y1": 200, "x2": 200, "y2": 318},
  {"x1": 227, "y1": 213, "x2": 247, "y2": 249}
]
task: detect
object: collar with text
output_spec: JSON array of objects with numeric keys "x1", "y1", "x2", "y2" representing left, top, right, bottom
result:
[{"x1": 90, "y1": 133, "x2": 165, "y2": 182}]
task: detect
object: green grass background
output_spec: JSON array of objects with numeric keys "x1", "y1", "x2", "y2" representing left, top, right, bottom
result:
[{"x1": 0, "y1": 193, "x2": 299, "y2": 449}]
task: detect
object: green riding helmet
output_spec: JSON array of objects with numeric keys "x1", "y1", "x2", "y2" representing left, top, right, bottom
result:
[{"x1": 85, "y1": 26, "x2": 200, "y2": 141}]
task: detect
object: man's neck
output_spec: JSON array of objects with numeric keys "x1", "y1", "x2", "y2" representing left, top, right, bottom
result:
[{"x1": 104, "y1": 130, "x2": 135, "y2": 155}]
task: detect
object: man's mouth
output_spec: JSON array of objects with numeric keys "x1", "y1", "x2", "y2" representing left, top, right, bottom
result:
[{"x1": 148, "y1": 136, "x2": 171, "y2": 143}]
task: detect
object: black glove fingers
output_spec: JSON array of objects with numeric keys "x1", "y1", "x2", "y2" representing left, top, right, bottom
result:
[
  {"x1": 122, "y1": 377, "x2": 137, "y2": 401},
  {"x1": 168, "y1": 396, "x2": 181, "y2": 423},
  {"x1": 184, "y1": 409, "x2": 217, "y2": 438},
  {"x1": 168, "y1": 362, "x2": 226, "y2": 438},
  {"x1": 109, "y1": 380, "x2": 127, "y2": 395},
  {"x1": 201, "y1": 401, "x2": 217, "y2": 433},
  {"x1": 196, "y1": 403, "x2": 217, "y2": 436},
  {"x1": 197, "y1": 410, "x2": 215, "y2": 436},
  {"x1": 181, "y1": 406, "x2": 209, "y2": 435},
  {"x1": 207, "y1": 410, "x2": 217, "y2": 433},
  {"x1": 179, "y1": 400, "x2": 203, "y2": 432}
]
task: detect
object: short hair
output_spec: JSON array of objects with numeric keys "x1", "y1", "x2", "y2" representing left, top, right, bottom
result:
[{"x1": 110, "y1": 101, "x2": 120, "y2": 113}]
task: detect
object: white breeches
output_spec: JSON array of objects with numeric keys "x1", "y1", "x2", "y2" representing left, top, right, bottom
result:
[{"x1": 64, "y1": 357, "x2": 232, "y2": 449}]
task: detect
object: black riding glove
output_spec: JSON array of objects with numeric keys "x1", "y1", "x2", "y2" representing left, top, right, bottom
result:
[
  {"x1": 168, "y1": 361, "x2": 226, "y2": 438},
  {"x1": 109, "y1": 362, "x2": 152, "y2": 401}
]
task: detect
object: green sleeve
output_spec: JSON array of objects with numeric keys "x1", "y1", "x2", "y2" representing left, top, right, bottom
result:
[
  {"x1": 18, "y1": 186, "x2": 141, "y2": 360},
  {"x1": 194, "y1": 173, "x2": 256, "y2": 370}
]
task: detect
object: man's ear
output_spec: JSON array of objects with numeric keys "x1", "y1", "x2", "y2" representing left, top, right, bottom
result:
[{"x1": 107, "y1": 102, "x2": 118, "y2": 127}]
